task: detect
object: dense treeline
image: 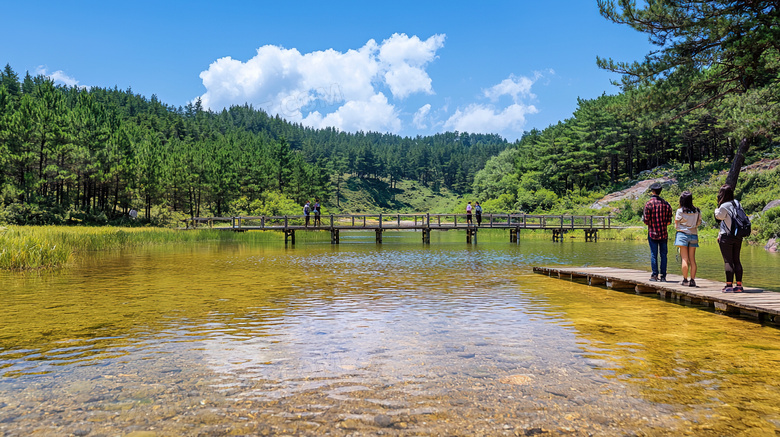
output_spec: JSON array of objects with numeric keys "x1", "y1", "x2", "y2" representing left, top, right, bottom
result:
[
  {"x1": 0, "y1": 64, "x2": 509, "y2": 224},
  {"x1": 474, "y1": 91, "x2": 777, "y2": 213},
  {"x1": 474, "y1": 1, "x2": 780, "y2": 214}
]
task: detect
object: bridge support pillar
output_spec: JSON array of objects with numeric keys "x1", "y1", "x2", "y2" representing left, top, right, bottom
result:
[
  {"x1": 422, "y1": 228, "x2": 431, "y2": 244},
  {"x1": 510, "y1": 228, "x2": 519, "y2": 243},
  {"x1": 375, "y1": 229, "x2": 383, "y2": 243},
  {"x1": 285, "y1": 229, "x2": 295, "y2": 246},
  {"x1": 585, "y1": 229, "x2": 598, "y2": 242},
  {"x1": 331, "y1": 229, "x2": 340, "y2": 244},
  {"x1": 552, "y1": 229, "x2": 565, "y2": 242},
  {"x1": 466, "y1": 227, "x2": 477, "y2": 244}
]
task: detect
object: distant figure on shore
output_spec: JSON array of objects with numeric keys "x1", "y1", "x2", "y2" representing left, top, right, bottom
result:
[
  {"x1": 674, "y1": 191, "x2": 701, "y2": 287},
  {"x1": 714, "y1": 184, "x2": 745, "y2": 293},
  {"x1": 475, "y1": 201, "x2": 482, "y2": 226},
  {"x1": 643, "y1": 182, "x2": 673, "y2": 282},
  {"x1": 303, "y1": 201, "x2": 311, "y2": 227},
  {"x1": 466, "y1": 201, "x2": 473, "y2": 225},
  {"x1": 313, "y1": 198, "x2": 321, "y2": 226},
  {"x1": 129, "y1": 208, "x2": 138, "y2": 220}
]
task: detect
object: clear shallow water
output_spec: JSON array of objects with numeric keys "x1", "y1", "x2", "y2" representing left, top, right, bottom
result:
[{"x1": 1, "y1": 231, "x2": 779, "y2": 436}]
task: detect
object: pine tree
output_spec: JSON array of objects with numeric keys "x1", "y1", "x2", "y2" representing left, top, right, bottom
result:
[{"x1": 597, "y1": 0, "x2": 780, "y2": 187}]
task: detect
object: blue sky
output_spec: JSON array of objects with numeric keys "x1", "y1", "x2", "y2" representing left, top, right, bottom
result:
[{"x1": 1, "y1": 1, "x2": 653, "y2": 140}]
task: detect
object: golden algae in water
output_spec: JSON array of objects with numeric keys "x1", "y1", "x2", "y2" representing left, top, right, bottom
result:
[{"x1": 1, "y1": 235, "x2": 779, "y2": 435}]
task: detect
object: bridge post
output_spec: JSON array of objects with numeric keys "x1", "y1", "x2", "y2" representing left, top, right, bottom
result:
[
  {"x1": 375, "y1": 229, "x2": 383, "y2": 243},
  {"x1": 510, "y1": 228, "x2": 518, "y2": 243},
  {"x1": 285, "y1": 229, "x2": 295, "y2": 245},
  {"x1": 330, "y1": 214, "x2": 334, "y2": 230},
  {"x1": 331, "y1": 229, "x2": 339, "y2": 244},
  {"x1": 422, "y1": 228, "x2": 430, "y2": 244},
  {"x1": 261, "y1": 216, "x2": 265, "y2": 229},
  {"x1": 379, "y1": 213, "x2": 383, "y2": 230}
]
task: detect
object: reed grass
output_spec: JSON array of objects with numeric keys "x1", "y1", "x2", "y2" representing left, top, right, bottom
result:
[{"x1": 0, "y1": 226, "x2": 271, "y2": 270}]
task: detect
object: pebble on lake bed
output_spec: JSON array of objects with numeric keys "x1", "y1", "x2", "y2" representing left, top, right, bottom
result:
[{"x1": 499, "y1": 374, "x2": 535, "y2": 385}]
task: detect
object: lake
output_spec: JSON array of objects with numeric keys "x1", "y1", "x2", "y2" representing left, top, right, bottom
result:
[{"x1": 1, "y1": 230, "x2": 779, "y2": 436}]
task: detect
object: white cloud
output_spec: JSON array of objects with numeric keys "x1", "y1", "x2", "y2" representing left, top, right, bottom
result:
[
  {"x1": 379, "y1": 33, "x2": 444, "y2": 98},
  {"x1": 442, "y1": 73, "x2": 548, "y2": 138},
  {"x1": 303, "y1": 93, "x2": 401, "y2": 133},
  {"x1": 444, "y1": 103, "x2": 538, "y2": 135},
  {"x1": 35, "y1": 66, "x2": 83, "y2": 88},
  {"x1": 413, "y1": 104, "x2": 432, "y2": 129},
  {"x1": 484, "y1": 74, "x2": 536, "y2": 103},
  {"x1": 199, "y1": 33, "x2": 444, "y2": 133}
]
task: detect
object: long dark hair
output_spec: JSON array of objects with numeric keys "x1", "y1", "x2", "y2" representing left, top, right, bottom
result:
[
  {"x1": 717, "y1": 184, "x2": 735, "y2": 206},
  {"x1": 679, "y1": 191, "x2": 699, "y2": 213}
]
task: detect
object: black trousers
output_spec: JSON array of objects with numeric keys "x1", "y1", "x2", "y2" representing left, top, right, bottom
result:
[{"x1": 718, "y1": 236, "x2": 743, "y2": 283}]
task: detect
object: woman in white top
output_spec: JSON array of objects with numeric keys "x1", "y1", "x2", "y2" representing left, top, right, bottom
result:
[
  {"x1": 713, "y1": 184, "x2": 744, "y2": 292},
  {"x1": 674, "y1": 191, "x2": 702, "y2": 287}
]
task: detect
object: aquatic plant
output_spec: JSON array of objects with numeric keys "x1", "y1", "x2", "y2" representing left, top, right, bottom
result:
[{"x1": 0, "y1": 226, "x2": 278, "y2": 270}]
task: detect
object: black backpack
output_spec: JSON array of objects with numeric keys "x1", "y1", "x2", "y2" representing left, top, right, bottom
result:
[{"x1": 729, "y1": 200, "x2": 751, "y2": 238}]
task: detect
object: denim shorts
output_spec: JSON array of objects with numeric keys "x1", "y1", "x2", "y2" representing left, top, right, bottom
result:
[{"x1": 675, "y1": 231, "x2": 699, "y2": 248}]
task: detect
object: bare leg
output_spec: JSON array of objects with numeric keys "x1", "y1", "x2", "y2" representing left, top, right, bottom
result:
[
  {"x1": 679, "y1": 246, "x2": 690, "y2": 279},
  {"x1": 689, "y1": 247, "x2": 697, "y2": 279}
]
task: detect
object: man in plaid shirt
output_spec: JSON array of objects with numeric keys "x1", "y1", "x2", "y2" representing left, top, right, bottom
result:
[{"x1": 643, "y1": 182, "x2": 673, "y2": 281}]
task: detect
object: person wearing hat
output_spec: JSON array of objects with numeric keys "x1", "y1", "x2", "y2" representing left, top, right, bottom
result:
[{"x1": 643, "y1": 182, "x2": 673, "y2": 281}]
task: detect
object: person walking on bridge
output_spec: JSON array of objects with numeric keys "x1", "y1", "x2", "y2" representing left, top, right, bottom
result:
[
  {"x1": 466, "y1": 201, "x2": 473, "y2": 225},
  {"x1": 643, "y1": 182, "x2": 673, "y2": 282}
]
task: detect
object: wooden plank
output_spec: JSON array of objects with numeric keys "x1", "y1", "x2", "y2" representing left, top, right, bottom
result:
[{"x1": 534, "y1": 266, "x2": 779, "y2": 323}]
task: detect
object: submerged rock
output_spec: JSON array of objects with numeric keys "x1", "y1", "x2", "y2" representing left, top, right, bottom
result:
[{"x1": 765, "y1": 238, "x2": 778, "y2": 253}]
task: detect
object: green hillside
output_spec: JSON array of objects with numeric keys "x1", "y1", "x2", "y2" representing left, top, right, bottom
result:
[{"x1": 330, "y1": 175, "x2": 465, "y2": 214}]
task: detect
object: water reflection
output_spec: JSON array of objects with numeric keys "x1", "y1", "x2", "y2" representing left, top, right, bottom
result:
[{"x1": 0, "y1": 233, "x2": 779, "y2": 435}]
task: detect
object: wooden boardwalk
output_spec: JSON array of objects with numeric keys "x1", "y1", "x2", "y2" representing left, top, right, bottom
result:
[
  {"x1": 533, "y1": 266, "x2": 779, "y2": 325},
  {"x1": 185, "y1": 213, "x2": 614, "y2": 244}
]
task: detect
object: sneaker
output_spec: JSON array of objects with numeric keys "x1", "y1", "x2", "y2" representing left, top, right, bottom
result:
[
  {"x1": 680, "y1": 278, "x2": 689, "y2": 286},
  {"x1": 689, "y1": 279, "x2": 697, "y2": 287},
  {"x1": 649, "y1": 275, "x2": 659, "y2": 282},
  {"x1": 660, "y1": 275, "x2": 667, "y2": 282},
  {"x1": 722, "y1": 286, "x2": 734, "y2": 293},
  {"x1": 734, "y1": 285, "x2": 744, "y2": 293}
]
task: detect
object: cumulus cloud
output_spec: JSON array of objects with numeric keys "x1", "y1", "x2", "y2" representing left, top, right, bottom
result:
[
  {"x1": 413, "y1": 104, "x2": 432, "y2": 129},
  {"x1": 443, "y1": 73, "x2": 546, "y2": 137},
  {"x1": 444, "y1": 103, "x2": 538, "y2": 134},
  {"x1": 36, "y1": 66, "x2": 84, "y2": 88},
  {"x1": 483, "y1": 74, "x2": 537, "y2": 103},
  {"x1": 303, "y1": 93, "x2": 400, "y2": 133},
  {"x1": 198, "y1": 33, "x2": 444, "y2": 133}
]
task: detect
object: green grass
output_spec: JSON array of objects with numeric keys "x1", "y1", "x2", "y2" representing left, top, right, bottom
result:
[{"x1": 0, "y1": 226, "x2": 272, "y2": 270}]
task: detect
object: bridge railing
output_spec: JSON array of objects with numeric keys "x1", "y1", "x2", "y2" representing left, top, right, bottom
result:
[{"x1": 185, "y1": 213, "x2": 612, "y2": 230}]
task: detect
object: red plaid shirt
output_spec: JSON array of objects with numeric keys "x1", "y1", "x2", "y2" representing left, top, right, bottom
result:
[{"x1": 643, "y1": 195, "x2": 673, "y2": 240}]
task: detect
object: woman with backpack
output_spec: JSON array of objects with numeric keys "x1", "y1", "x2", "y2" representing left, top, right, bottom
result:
[{"x1": 714, "y1": 184, "x2": 745, "y2": 293}]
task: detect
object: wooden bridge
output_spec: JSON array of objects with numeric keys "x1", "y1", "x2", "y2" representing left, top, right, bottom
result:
[
  {"x1": 184, "y1": 213, "x2": 614, "y2": 244},
  {"x1": 534, "y1": 266, "x2": 777, "y2": 326}
]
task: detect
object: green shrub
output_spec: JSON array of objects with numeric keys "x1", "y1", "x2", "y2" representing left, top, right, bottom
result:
[{"x1": 751, "y1": 207, "x2": 780, "y2": 242}]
